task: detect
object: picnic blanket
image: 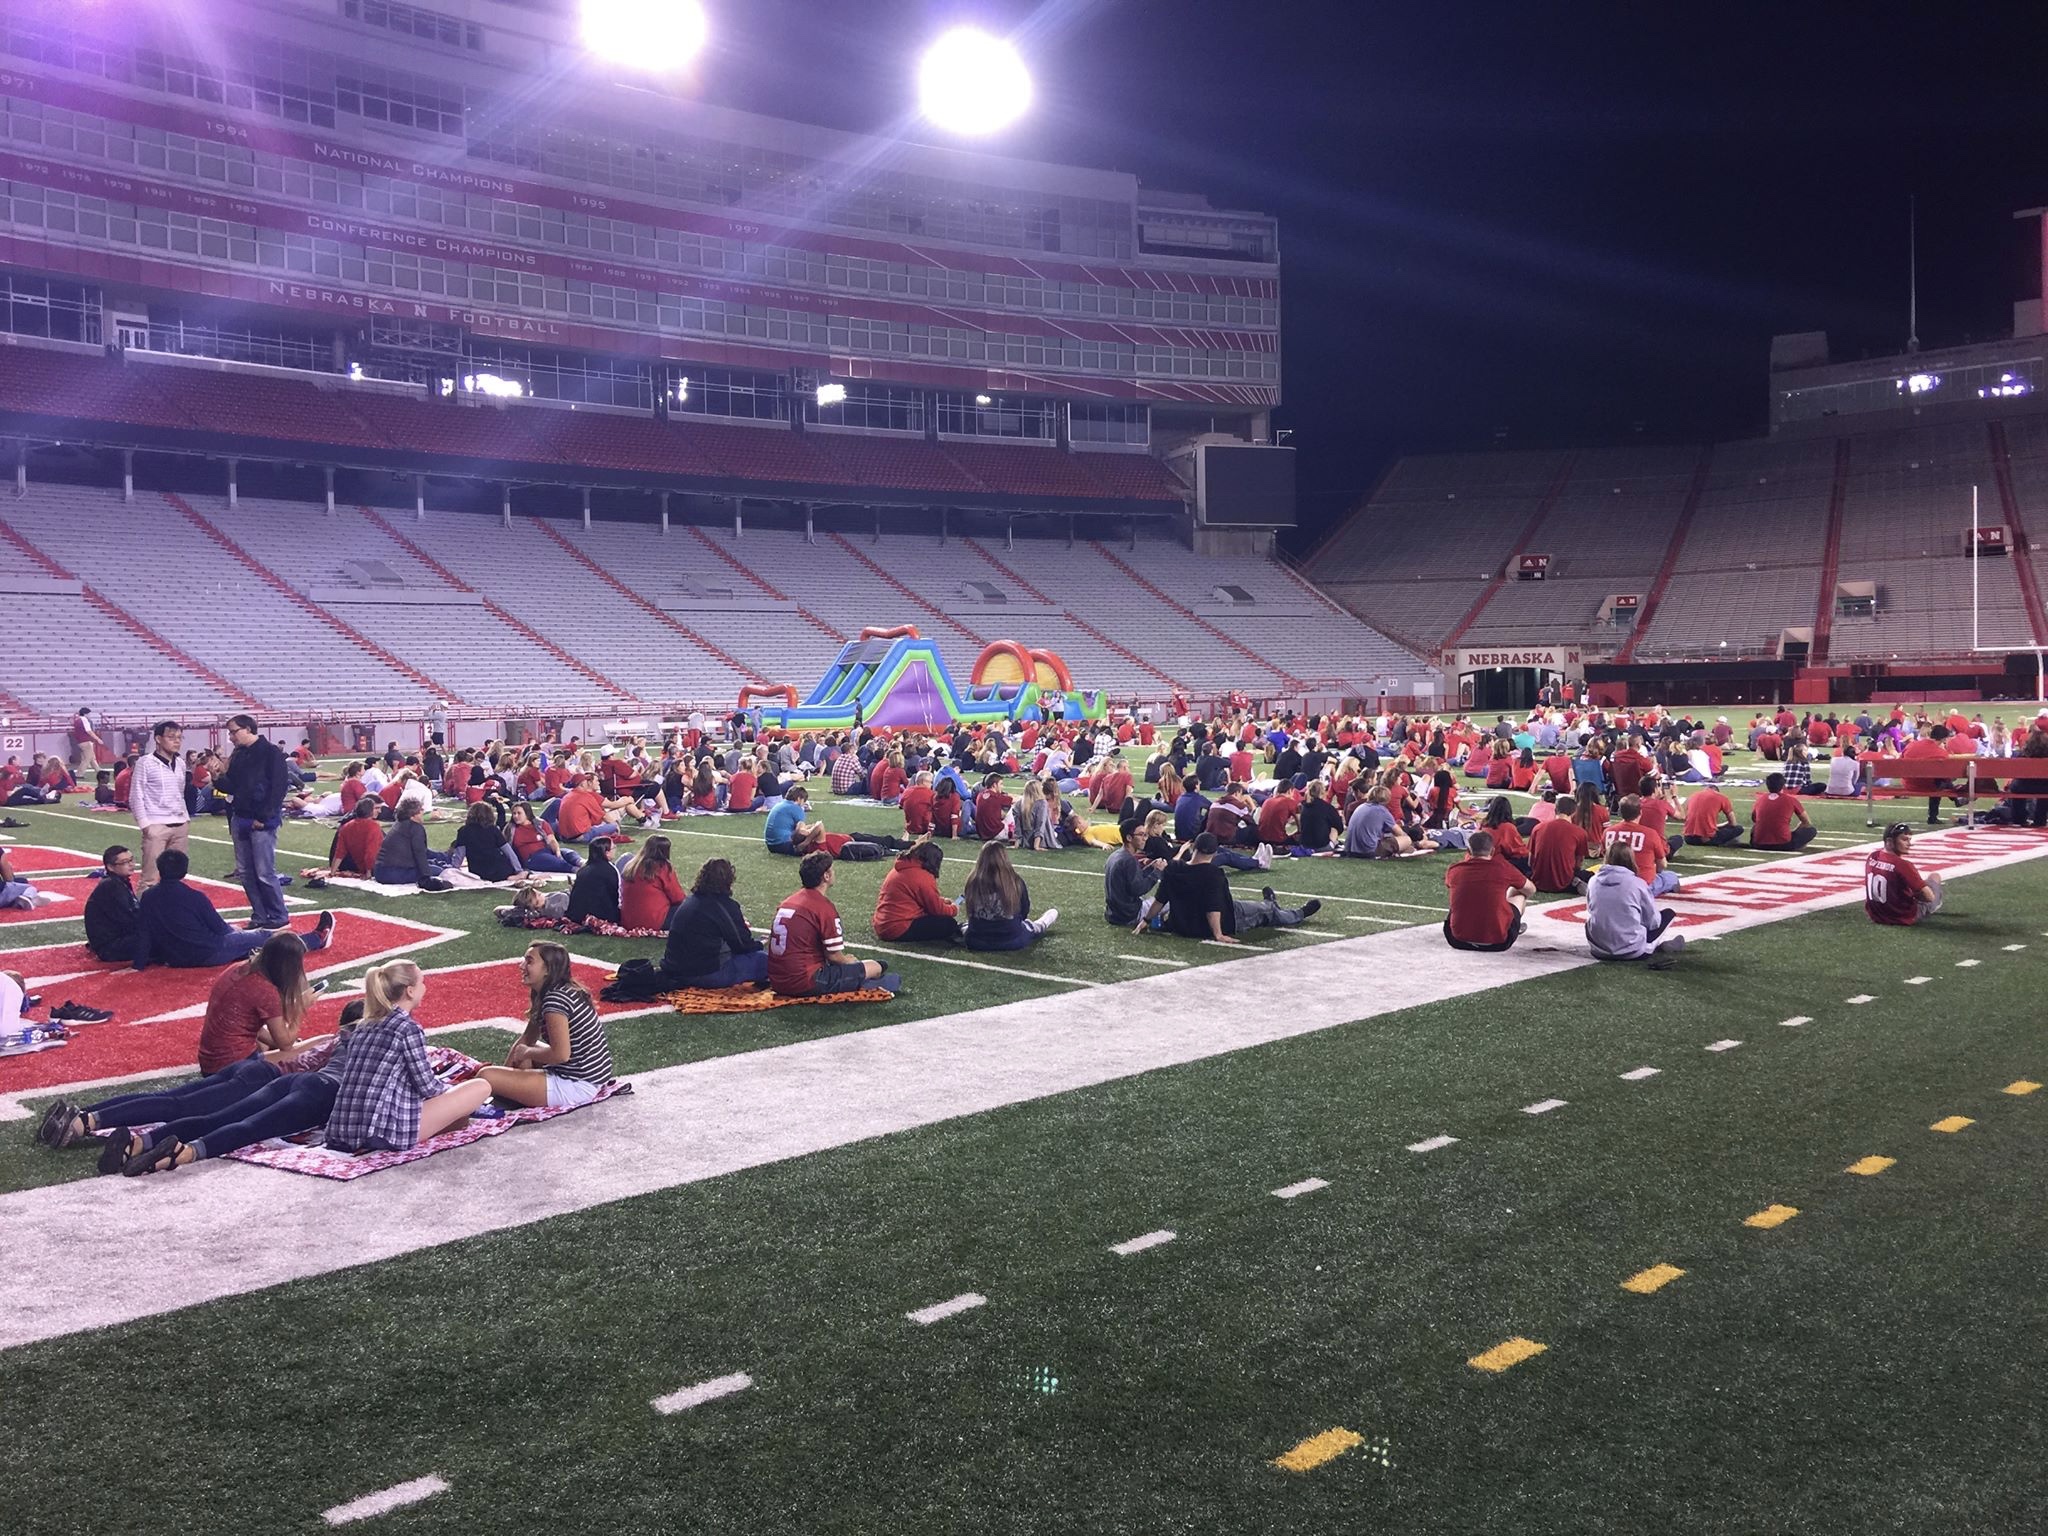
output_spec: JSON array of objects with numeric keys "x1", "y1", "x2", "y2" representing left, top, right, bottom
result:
[
  {"x1": 661, "y1": 984, "x2": 896, "y2": 1014},
  {"x1": 315, "y1": 870, "x2": 564, "y2": 898},
  {"x1": 222, "y1": 1048, "x2": 632, "y2": 1180},
  {"x1": 504, "y1": 914, "x2": 666, "y2": 939}
]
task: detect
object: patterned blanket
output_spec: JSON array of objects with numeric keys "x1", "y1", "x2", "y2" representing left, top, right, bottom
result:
[{"x1": 662, "y1": 984, "x2": 896, "y2": 1014}]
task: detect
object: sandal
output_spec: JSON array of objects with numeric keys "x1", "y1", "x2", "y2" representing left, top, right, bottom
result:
[
  {"x1": 97, "y1": 1129, "x2": 143, "y2": 1176},
  {"x1": 36, "y1": 1098, "x2": 85, "y2": 1149},
  {"x1": 121, "y1": 1136, "x2": 186, "y2": 1177}
]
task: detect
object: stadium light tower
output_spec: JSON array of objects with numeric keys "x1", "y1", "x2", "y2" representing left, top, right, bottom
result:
[
  {"x1": 580, "y1": 0, "x2": 709, "y2": 71},
  {"x1": 917, "y1": 27, "x2": 1032, "y2": 135}
]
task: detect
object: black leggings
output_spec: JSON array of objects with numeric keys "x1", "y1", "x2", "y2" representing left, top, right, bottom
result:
[{"x1": 892, "y1": 913, "x2": 963, "y2": 942}]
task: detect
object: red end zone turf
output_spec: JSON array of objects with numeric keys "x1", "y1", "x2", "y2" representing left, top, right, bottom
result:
[
  {"x1": 0, "y1": 873, "x2": 254, "y2": 926},
  {"x1": 0, "y1": 844, "x2": 109, "y2": 874},
  {"x1": 0, "y1": 909, "x2": 459, "y2": 1094}
]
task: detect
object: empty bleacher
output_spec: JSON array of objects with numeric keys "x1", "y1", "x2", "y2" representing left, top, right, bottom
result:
[{"x1": 1827, "y1": 554, "x2": 2031, "y2": 660}]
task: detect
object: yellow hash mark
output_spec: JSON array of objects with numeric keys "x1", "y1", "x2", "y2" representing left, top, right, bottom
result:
[
  {"x1": 1845, "y1": 1155, "x2": 1896, "y2": 1176},
  {"x1": 1468, "y1": 1337, "x2": 1547, "y2": 1373},
  {"x1": 2003, "y1": 1081, "x2": 2042, "y2": 1096},
  {"x1": 1620, "y1": 1263, "x2": 1685, "y2": 1295},
  {"x1": 1929, "y1": 1116, "x2": 1975, "y2": 1134},
  {"x1": 1272, "y1": 1427, "x2": 1363, "y2": 1473},
  {"x1": 1744, "y1": 1204, "x2": 1799, "y2": 1229}
]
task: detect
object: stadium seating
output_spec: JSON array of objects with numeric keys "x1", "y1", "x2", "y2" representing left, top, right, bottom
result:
[
  {"x1": 811, "y1": 432, "x2": 983, "y2": 496},
  {"x1": 940, "y1": 440, "x2": 1116, "y2": 501},
  {"x1": 518, "y1": 408, "x2": 721, "y2": 478},
  {"x1": 0, "y1": 345, "x2": 192, "y2": 431},
  {"x1": 339, "y1": 392, "x2": 563, "y2": 465},
  {"x1": 1073, "y1": 451, "x2": 1190, "y2": 504},
  {"x1": 136, "y1": 367, "x2": 395, "y2": 453}
]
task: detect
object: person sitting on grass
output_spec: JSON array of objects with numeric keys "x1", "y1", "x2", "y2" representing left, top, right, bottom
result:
[
  {"x1": 1104, "y1": 822, "x2": 1166, "y2": 927},
  {"x1": 508, "y1": 801, "x2": 581, "y2": 874},
  {"x1": 1603, "y1": 795, "x2": 1679, "y2": 897},
  {"x1": 660, "y1": 858, "x2": 769, "y2": 987},
  {"x1": 931, "y1": 775, "x2": 965, "y2": 839},
  {"x1": 1143, "y1": 833, "x2": 1319, "y2": 944},
  {"x1": 618, "y1": 834, "x2": 686, "y2": 930},
  {"x1": 0, "y1": 846, "x2": 39, "y2": 909},
  {"x1": 1749, "y1": 772, "x2": 1818, "y2": 851},
  {"x1": 762, "y1": 784, "x2": 907, "y2": 862},
  {"x1": 873, "y1": 840, "x2": 963, "y2": 943},
  {"x1": 323, "y1": 960, "x2": 494, "y2": 1152},
  {"x1": 1527, "y1": 796, "x2": 1594, "y2": 895},
  {"x1": 448, "y1": 800, "x2": 520, "y2": 882},
  {"x1": 304, "y1": 798, "x2": 385, "y2": 881},
  {"x1": 83, "y1": 845, "x2": 141, "y2": 962},
  {"x1": 766, "y1": 851, "x2": 902, "y2": 998},
  {"x1": 1584, "y1": 842, "x2": 1686, "y2": 967},
  {"x1": 1294, "y1": 780, "x2": 1345, "y2": 852},
  {"x1": 1479, "y1": 796, "x2": 1531, "y2": 878},
  {"x1": 1863, "y1": 822, "x2": 1944, "y2": 926},
  {"x1": 960, "y1": 842, "x2": 1057, "y2": 952},
  {"x1": 565, "y1": 837, "x2": 623, "y2": 926},
  {"x1": 900, "y1": 770, "x2": 936, "y2": 837},
  {"x1": 475, "y1": 942, "x2": 617, "y2": 1109},
  {"x1": 1010, "y1": 779, "x2": 1059, "y2": 851},
  {"x1": 972, "y1": 774, "x2": 1014, "y2": 842},
  {"x1": 372, "y1": 799, "x2": 455, "y2": 890},
  {"x1": 133, "y1": 850, "x2": 335, "y2": 970},
  {"x1": 1680, "y1": 780, "x2": 1742, "y2": 847},
  {"x1": 1442, "y1": 830, "x2": 1535, "y2": 952},
  {"x1": 194, "y1": 930, "x2": 320, "y2": 1075}
]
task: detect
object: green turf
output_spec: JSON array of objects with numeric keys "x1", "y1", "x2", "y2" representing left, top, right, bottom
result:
[{"x1": 3, "y1": 840, "x2": 2046, "y2": 1532}]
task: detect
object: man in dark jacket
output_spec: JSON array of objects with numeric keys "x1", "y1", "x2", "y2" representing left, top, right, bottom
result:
[
  {"x1": 133, "y1": 849, "x2": 333, "y2": 970},
  {"x1": 220, "y1": 715, "x2": 290, "y2": 929},
  {"x1": 83, "y1": 845, "x2": 141, "y2": 962}
]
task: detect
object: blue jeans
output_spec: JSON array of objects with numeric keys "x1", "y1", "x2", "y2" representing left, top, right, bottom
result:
[
  {"x1": 668, "y1": 951, "x2": 769, "y2": 989},
  {"x1": 0, "y1": 879, "x2": 32, "y2": 909},
  {"x1": 153, "y1": 1073, "x2": 340, "y2": 1161},
  {"x1": 1214, "y1": 849, "x2": 1261, "y2": 872},
  {"x1": 202, "y1": 927, "x2": 274, "y2": 966},
  {"x1": 575, "y1": 821, "x2": 620, "y2": 844},
  {"x1": 231, "y1": 817, "x2": 289, "y2": 927},
  {"x1": 1650, "y1": 870, "x2": 1681, "y2": 897},
  {"x1": 519, "y1": 848, "x2": 582, "y2": 873},
  {"x1": 89, "y1": 1053, "x2": 278, "y2": 1128}
]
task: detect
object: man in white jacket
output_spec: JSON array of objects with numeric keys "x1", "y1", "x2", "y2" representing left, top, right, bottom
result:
[
  {"x1": 1583, "y1": 843, "x2": 1686, "y2": 968},
  {"x1": 129, "y1": 721, "x2": 190, "y2": 892}
]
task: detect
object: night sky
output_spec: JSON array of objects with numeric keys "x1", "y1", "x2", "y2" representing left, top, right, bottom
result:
[{"x1": 592, "y1": 0, "x2": 2048, "y2": 538}]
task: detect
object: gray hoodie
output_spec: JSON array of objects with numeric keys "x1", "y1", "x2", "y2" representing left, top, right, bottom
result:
[{"x1": 1584, "y1": 863, "x2": 1661, "y2": 959}]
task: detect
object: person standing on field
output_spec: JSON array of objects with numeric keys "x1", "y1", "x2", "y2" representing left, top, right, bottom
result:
[
  {"x1": 221, "y1": 714, "x2": 290, "y2": 930},
  {"x1": 130, "y1": 720, "x2": 190, "y2": 892}
]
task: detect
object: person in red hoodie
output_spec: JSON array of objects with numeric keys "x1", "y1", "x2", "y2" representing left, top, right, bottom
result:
[
  {"x1": 1089, "y1": 752, "x2": 1134, "y2": 815},
  {"x1": 1608, "y1": 736, "x2": 1654, "y2": 798},
  {"x1": 973, "y1": 775, "x2": 1014, "y2": 841},
  {"x1": 872, "y1": 840, "x2": 962, "y2": 942},
  {"x1": 619, "y1": 835, "x2": 686, "y2": 930},
  {"x1": 1898, "y1": 721, "x2": 1960, "y2": 824},
  {"x1": 867, "y1": 751, "x2": 907, "y2": 805},
  {"x1": 899, "y1": 771, "x2": 936, "y2": 836}
]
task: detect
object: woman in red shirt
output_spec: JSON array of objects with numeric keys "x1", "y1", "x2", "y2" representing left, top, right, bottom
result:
[
  {"x1": 1423, "y1": 770, "x2": 1460, "y2": 830},
  {"x1": 1510, "y1": 749, "x2": 1538, "y2": 792},
  {"x1": 1481, "y1": 796, "x2": 1531, "y2": 875},
  {"x1": 872, "y1": 841, "x2": 962, "y2": 942},
  {"x1": 619, "y1": 834, "x2": 686, "y2": 929},
  {"x1": 509, "y1": 801, "x2": 582, "y2": 873},
  {"x1": 194, "y1": 933, "x2": 315, "y2": 1075}
]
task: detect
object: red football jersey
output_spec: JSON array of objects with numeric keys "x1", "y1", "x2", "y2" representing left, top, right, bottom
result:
[
  {"x1": 768, "y1": 887, "x2": 843, "y2": 994},
  {"x1": 1864, "y1": 849, "x2": 1928, "y2": 925}
]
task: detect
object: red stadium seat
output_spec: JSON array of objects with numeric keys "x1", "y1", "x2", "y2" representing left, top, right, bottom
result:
[
  {"x1": 142, "y1": 367, "x2": 393, "y2": 452},
  {"x1": 0, "y1": 346, "x2": 193, "y2": 431},
  {"x1": 340, "y1": 392, "x2": 563, "y2": 463},
  {"x1": 940, "y1": 440, "x2": 1112, "y2": 500}
]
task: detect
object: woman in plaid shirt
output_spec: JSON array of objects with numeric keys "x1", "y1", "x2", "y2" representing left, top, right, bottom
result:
[{"x1": 326, "y1": 961, "x2": 492, "y2": 1153}]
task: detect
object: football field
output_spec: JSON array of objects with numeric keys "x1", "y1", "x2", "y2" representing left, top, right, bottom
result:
[{"x1": 4, "y1": 756, "x2": 2048, "y2": 1533}]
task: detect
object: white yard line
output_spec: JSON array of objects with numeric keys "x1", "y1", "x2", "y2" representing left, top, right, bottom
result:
[
  {"x1": 907, "y1": 1292, "x2": 986, "y2": 1326},
  {"x1": 322, "y1": 1475, "x2": 449, "y2": 1526},
  {"x1": 1272, "y1": 1177, "x2": 1328, "y2": 1199},
  {"x1": 1778, "y1": 1016, "x2": 1813, "y2": 1027},
  {"x1": 1521, "y1": 1098, "x2": 1567, "y2": 1115},
  {"x1": 652, "y1": 1372, "x2": 753, "y2": 1415},
  {"x1": 1110, "y1": 1229, "x2": 1176, "y2": 1256},
  {"x1": 1705, "y1": 1039, "x2": 1742, "y2": 1053},
  {"x1": 1406, "y1": 1134, "x2": 1458, "y2": 1153},
  {"x1": 1619, "y1": 1066, "x2": 1661, "y2": 1080},
  {"x1": 1116, "y1": 953, "x2": 1190, "y2": 967}
]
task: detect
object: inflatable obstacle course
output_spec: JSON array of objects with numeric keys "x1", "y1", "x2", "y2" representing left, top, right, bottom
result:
[{"x1": 743, "y1": 626, "x2": 1105, "y2": 732}]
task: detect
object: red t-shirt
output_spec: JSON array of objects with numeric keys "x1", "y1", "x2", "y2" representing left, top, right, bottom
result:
[
  {"x1": 621, "y1": 865, "x2": 685, "y2": 930},
  {"x1": 196, "y1": 968, "x2": 284, "y2": 1076},
  {"x1": 768, "y1": 886, "x2": 843, "y2": 995},
  {"x1": 339, "y1": 778, "x2": 365, "y2": 814},
  {"x1": 1899, "y1": 736, "x2": 1952, "y2": 790},
  {"x1": 1603, "y1": 819, "x2": 1667, "y2": 882},
  {"x1": 726, "y1": 770, "x2": 757, "y2": 813},
  {"x1": 1864, "y1": 848, "x2": 1929, "y2": 925},
  {"x1": 1806, "y1": 720, "x2": 1832, "y2": 746},
  {"x1": 1608, "y1": 749, "x2": 1652, "y2": 796},
  {"x1": 379, "y1": 782, "x2": 404, "y2": 809},
  {"x1": 1637, "y1": 796, "x2": 1677, "y2": 840},
  {"x1": 932, "y1": 790, "x2": 962, "y2": 837},
  {"x1": 1229, "y1": 750, "x2": 1254, "y2": 780},
  {"x1": 113, "y1": 766, "x2": 132, "y2": 807},
  {"x1": 1485, "y1": 756, "x2": 1514, "y2": 789},
  {"x1": 1489, "y1": 820, "x2": 1528, "y2": 861},
  {"x1": 868, "y1": 761, "x2": 905, "y2": 801},
  {"x1": 1528, "y1": 819, "x2": 1589, "y2": 891},
  {"x1": 1093, "y1": 769, "x2": 1133, "y2": 813},
  {"x1": 1683, "y1": 788, "x2": 1732, "y2": 840},
  {"x1": 544, "y1": 766, "x2": 572, "y2": 797},
  {"x1": 1256, "y1": 793, "x2": 1300, "y2": 844},
  {"x1": 1544, "y1": 754, "x2": 1573, "y2": 793},
  {"x1": 1751, "y1": 791, "x2": 1801, "y2": 846},
  {"x1": 973, "y1": 790, "x2": 1013, "y2": 839},
  {"x1": 1579, "y1": 804, "x2": 1611, "y2": 843},
  {"x1": 510, "y1": 821, "x2": 548, "y2": 861},
  {"x1": 1444, "y1": 856, "x2": 1524, "y2": 945},
  {"x1": 558, "y1": 787, "x2": 603, "y2": 840},
  {"x1": 900, "y1": 783, "x2": 934, "y2": 834},
  {"x1": 332, "y1": 817, "x2": 383, "y2": 875}
]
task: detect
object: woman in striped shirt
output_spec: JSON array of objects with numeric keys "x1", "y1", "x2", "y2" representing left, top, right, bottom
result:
[{"x1": 478, "y1": 941, "x2": 616, "y2": 1109}]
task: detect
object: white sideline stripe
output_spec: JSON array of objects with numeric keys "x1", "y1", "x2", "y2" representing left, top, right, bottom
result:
[
  {"x1": 863, "y1": 942, "x2": 1106, "y2": 989},
  {"x1": 1705, "y1": 1039, "x2": 1742, "y2": 1053},
  {"x1": 1116, "y1": 953, "x2": 1190, "y2": 967},
  {"x1": 1201, "y1": 938, "x2": 1268, "y2": 950},
  {"x1": 1779, "y1": 1016, "x2": 1813, "y2": 1027},
  {"x1": 1272, "y1": 1177, "x2": 1328, "y2": 1199},
  {"x1": 2004, "y1": 943, "x2": 2029, "y2": 951},
  {"x1": 1619, "y1": 1066, "x2": 1661, "y2": 1080},
  {"x1": 1847, "y1": 994, "x2": 1876, "y2": 1004},
  {"x1": 1407, "y1": 1134, "x2": 1458, "y2": 1153},
  {"x1": 322, "y1": 1475, "x2": 449, "y2": 1526},
  {"x1": 1110, "y1": 1229, "x2": 1177, "y2": 1256},
  {"x1": 1956, "y1": 958, "x2": 1982, "y2": 968},
  {"x1": 1341, "y1": 913, "x2": 1410, "y2": 924},
  {"x1": 1904, "y1": 976, "x2": 1932, "y2": 985},
  {"x1": 1522, "y1": 1098, "x2": 1567, "y2": 1115},
  {"x1": 652, "y1": 1371, "x2": 753, "y2": 1415},
  {"x1": 907, "y1": 1292, "x2": 986, "y2": 1326},
  {"x1": 8, "y1": 829, "x2": 2045, "y2": 1354}
]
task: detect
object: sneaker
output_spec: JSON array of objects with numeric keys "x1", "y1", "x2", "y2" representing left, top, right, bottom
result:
[
  {"x1": 1255, "y1": 843, "x2": 1275, "y2": 870},
  {"x1": 1036, "y1": 907, "x2": 1059, "y2": 931},
  {"x1": 876, "y1": 971, "x2": 904, "y2": 995},
  {"x1": 49, "y1": 1002, "x2": 114, "y2": 1025},
  {"x1": 1261, "y1": 886, "x2": 1277, "y2": 904},
  {"x1": 1299, "y1": 899, "x2": 1322, "y2": 920},
  {"x1": 314, "y1": 910, "x2": 337, "y2": 942},
  {"x1": 471, "y1": 1101, "x2": 508, "y2": 1121}
]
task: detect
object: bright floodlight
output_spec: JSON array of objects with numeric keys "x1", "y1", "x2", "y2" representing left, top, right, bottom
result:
[
  {"x1": 918, "y1": 28, "x2": 1031, "y2": 135},
  {"x1": 816, "y1": 382, "x2": 847, "y2": 406},
  {"x1": 581, "y1": 0, "x2": 708, "y2": 71}
]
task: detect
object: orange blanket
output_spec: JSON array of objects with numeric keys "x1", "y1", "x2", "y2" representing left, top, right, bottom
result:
[{"x1": 660, "y1": 985, "x2": 895, "y2": 1014}]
